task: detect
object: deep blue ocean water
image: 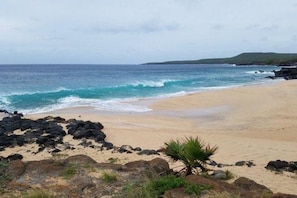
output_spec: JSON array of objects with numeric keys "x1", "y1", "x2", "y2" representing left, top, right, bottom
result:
[{"x1": 0, "y1": 64, "x2": 278, "y2": 114}]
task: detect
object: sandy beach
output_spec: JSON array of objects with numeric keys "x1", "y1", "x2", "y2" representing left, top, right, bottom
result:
[{"x1": 2, "y1": 80, "x2": 297, "y2": 195}]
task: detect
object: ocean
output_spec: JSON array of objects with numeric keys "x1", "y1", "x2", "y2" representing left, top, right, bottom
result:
[{"x1": 0, "y1": 64, "x2": 279, "y2": 114}]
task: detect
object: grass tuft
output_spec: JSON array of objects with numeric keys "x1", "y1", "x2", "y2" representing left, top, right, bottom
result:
[
  {"x1": 119, "y1": 174, "x2": 210, "y2": 197},
  {"x1": 61, "y1": 165, "x2": 77, "y2": 179},
  {"x1": 23, "y1": 189, "x2": 55, "y2": 198},
  {"x1": 224, "y1": 170, "x2": 234, "y2": 180},
  {"x1": 101, "y1": 171, "x2": 118, "y2": 183}
]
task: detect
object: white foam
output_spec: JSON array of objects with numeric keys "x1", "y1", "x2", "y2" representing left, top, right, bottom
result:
[
  {"x1": 0, "y1": 96, "x2": 11, "y2": 105},
  {"x1": 132, "y1": 79, "x2": 174, "y2": 88},
  {"x1": 22, "y1": 96, "x2": 152, "y2": 114},
  {"x1": 246, "y1": 71, "x2": 274, "y2": 75},
  {"x1": 153, "y1": 91, "x2": 188, "y2": 98},
  {"x1": 1, "y1": 87, "x2": 70, "y2": 97}
]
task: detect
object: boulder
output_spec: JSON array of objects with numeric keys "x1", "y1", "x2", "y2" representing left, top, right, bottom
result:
[
  {"x1": 118, "y1": 145, "x2": 134, "y2": 153},
  {"x1": 149, "y1": 158, "x2": 171, "y2": 175},
  {"x1": 233, "y1": 177, "x2": 272, "y2": 194},
  {"x1": 265, "y1": 160, "x2": 289, "y2": 171},
  {"x1": 266, "y1": 160, "x2": 297, "y2": 173},
  {"x1": 66, "y1": 120, "x2": 106, "y2": 142},
  {"x1": 6, "y1": 154, "x2": 23, "y2": 161},
  {"x1": 235, "y1": 161, "x2": 246, "y2": 166},
  {"x1": 101, "y1": 141, "x2": 113, "y2": 150},
  {"x1": 25, "y1": 159, "x2": 62, "y2": 174},
  {"x1": 235, "y1": 160, "x2": 255, "y2": 167},
  {"x1": 8, "y1": 160, "x2": 25, "y2": 177},
  {"x1": 64, "y1": 155, "x2": 98, "y2": 166},
  {"x1": 137, "y1": 149, "x2": 160, "y2": 155},
  {"x1": 271, "y1": 67, "x2": 297, "y2": 80},
  {"x1": 211, "y1": 170, "x2": 227, "y2": 180},
  {"x1": 125, "y1": 160, "x2": 150, "y2": 170}
]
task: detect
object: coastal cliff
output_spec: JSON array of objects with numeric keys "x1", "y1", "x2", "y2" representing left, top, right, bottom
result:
[{"x1": 145, "y1": 52, "x2": 297, "y2": 66}]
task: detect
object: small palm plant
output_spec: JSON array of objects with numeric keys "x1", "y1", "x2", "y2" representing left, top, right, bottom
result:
[{"x1": 163, "y1": 136, "x2": 218, "y2": 175}]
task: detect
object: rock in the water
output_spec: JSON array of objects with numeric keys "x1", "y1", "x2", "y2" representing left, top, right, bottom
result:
[{"x1": 270, "y1": 67, "x2": 297, "y2": 80}]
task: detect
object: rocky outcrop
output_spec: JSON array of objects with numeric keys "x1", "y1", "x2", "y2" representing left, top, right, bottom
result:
[
  {"x1": 0, "y1": 155, "x2": 172, "y2": 197},
  {"x1": 267, "y1": 67, "x2": 297, "y2": 80},
  {"x1": 1, "y1": 155, "x2": 296, "y2": 197},
  {"x1": 0, "y1": 112, "x2": 161, "y2": 156},
  {"x1": 165, "y1": 175, "x2": 297, "y2": 198}
]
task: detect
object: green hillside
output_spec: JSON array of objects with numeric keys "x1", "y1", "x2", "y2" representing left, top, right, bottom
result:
[{"x1": 145, "y1": 53, "x2": 297, "y2": 66}]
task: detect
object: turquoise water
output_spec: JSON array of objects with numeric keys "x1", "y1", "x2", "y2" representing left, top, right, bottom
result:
[{"x1": 0, "y1": 64, "x2": 278, "y2": 114}]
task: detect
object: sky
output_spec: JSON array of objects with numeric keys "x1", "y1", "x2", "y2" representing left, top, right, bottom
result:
[{"x1": 0, "y1": 0, "x2": 297, "y2": 64}]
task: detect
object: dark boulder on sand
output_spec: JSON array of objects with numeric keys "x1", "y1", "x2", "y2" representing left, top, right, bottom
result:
[
  {"x1": 0, "y1": 112, "x2": 161, "y2": 157},
  {"x1": 0, "y1": 114, "x2": 109, "y2": 153},
  {"x1": 266, "y1": 160, "x2": 297, "y2": 173},
  {"x1": 66, "y1": 119, "x2": 106, "y2": 142}
]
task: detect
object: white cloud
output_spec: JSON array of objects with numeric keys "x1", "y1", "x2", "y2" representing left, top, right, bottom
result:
[{"x1": 0, "y1": 0, "x2": 296, "y2": 64}]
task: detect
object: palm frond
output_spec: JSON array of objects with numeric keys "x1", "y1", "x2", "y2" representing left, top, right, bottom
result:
[
  {"x1": 162, "y1": 136, "x2": 218, "y2": 174},
  {"x1": 163, "y1": 140, "x2": 184, "y2": 161}
]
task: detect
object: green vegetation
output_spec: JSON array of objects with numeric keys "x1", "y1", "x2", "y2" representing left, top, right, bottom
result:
[
  {"x1": 0, "y1": 161, "x2": 11, "y2": 186},
  {"x1": 61, "y1": 165, "x2": 77, "y2": 179},
  {"x1": 101, "y1": 171, "x2": 118, "y2": 183},
  {"x1": 224, "y1": 170, "x2": 234, "y2": 180},
  {"x1": 163, "y1": 136, "x2": 218, "y2": 175},
  {"x1": 146, "y1": 52, "x2": 297, "y2": 66},
  {"x1": 107, "y1": 157, "x2": 119, "y2": 164},
  {"x1": 23, "y1": 189, "x2": 55, "y2": 198},
  {"x1": 119, "y1": 174, "x2": 210, "y2": 197}
]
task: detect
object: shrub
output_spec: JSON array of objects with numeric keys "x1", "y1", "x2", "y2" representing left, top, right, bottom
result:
[
  {"x1": 101, "y1": 171, "x2": 118, "y2": 183},
  {"x1": 224, "y1": 170, "x2": 234, "y2": 180},
  {"x1": 61, "y1": 165, "x2": 77, "y2": 179},
  {"x1": 163, "y1": 136, "x2": 218, "y2": 175},
  {"x1": 0, "y1": 161, "x2": 11, "y2": 185},
  {"x1": 23, "y1": 189, "x2": 55, "y2": 198},
  {"x1": 107, "y1": 157, "x2": 119, "y2": 164},
  {"x1": 149, "y1": 175, "x2": 186, "y2": 195},
  {"x1": 119, "y1": 174, "x2": 210, "y2": 197}
]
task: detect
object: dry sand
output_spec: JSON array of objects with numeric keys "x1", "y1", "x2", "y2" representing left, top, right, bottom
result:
[{"x1": 2, "y1": 80, "x2": 297, "y2": 194}]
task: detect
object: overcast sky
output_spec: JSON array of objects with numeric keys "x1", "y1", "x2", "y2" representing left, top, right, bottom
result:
[{"x1": 1, "y1": 0, "x2": 296, "y2": 64}]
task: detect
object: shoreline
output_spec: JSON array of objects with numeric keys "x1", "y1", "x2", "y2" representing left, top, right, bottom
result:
[{"x1": 1, "y1": 80, "x2": 297, "y2": 194}]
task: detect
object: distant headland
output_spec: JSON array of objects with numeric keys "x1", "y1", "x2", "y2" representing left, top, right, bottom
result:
[{"x1": 145, "y1": 52, "x2": 297, "y2": 66}]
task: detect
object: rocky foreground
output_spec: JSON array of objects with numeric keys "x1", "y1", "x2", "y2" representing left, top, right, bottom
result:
[
  {"x1": 0, "y1": 154, "x2": 296, "y2": 197},
  {"x1": 0, "y1": 112, "x2": 297, "y2": 197}
]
